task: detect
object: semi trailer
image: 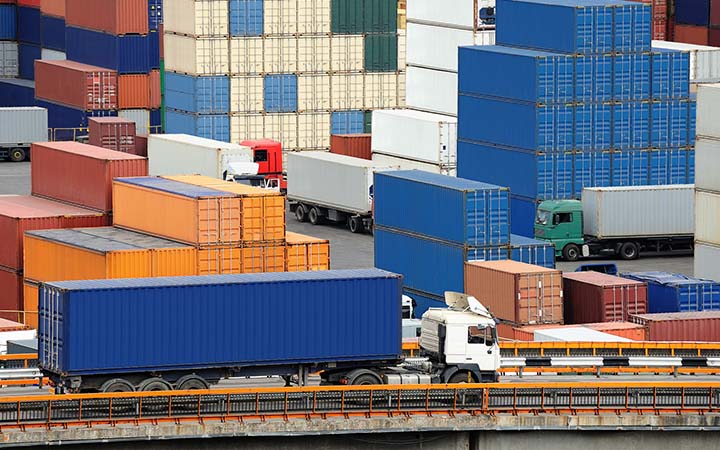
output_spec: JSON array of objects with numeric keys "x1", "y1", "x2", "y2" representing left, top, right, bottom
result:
[{"x1": 0, "y1": 107, "x2": 48, "y2": 162}]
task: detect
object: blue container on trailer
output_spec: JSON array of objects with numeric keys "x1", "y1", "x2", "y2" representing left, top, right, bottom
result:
[
  {"x1": 651, "y1": 100, "x2": 689, "y2": 148},
  {"x1": 148, "y1": 0, "x2": 163, "y2": 31},
  {"x1": 18, "y1": 42, "x2": 40, "y2": 80},
  {"x1": 229, "y1": 0, "x2": 264, "y2": 36},
  {"x1": 0, "y1": 79, "x2": 36, "y2": 107},
  {"x1": 403, "y1": 288, "x2": 445, "y2": 318},
  {"x1": 674, "y1": 0, "x2": 710, "y2": 26},
  {"x1": 165, "y1": 109, "x2": 230, "y2": 142},
  {"x1": 0, "y1": 5, "x2": 16, "y2": 40},
  {"x1": 17, "y1": 6, "x2": 41, "y2": 45},
  {"x1": 374, "y1": 170, "x2": 510, "y2": 247},
  {"x1": 165, "y1": 73, "x2": 230, "y2": 114},
  {"x1": 264, "y1": 74, "x2": 297, "y2": 113},
  {"x1": 66, "y1": 27, "x2": 150, "y2": 74},
  {"x1": 331, "y1": 110, "x2": 364, "y2": 134},
  {"x1": 510, "y1": 234, "x2": 556, "y2": 269},
  {"x1": 38, "y1": 269, "x2": 403, "y2": 376},
  {"x1": 374, "y1": 226, "x2": 509, "y2": 299},
  {"x1": 612, "y1": 101, "x2": 650, "y2": 150},
  {"x1": 575, "y1": 54, "x2": 612, "y2": 103},
  {"x1": 457, "y1": 45, "x2": 575, "y2": 104},
  {"x1": 622, "y1": 272, "x2": 720, "y2": 313},
  {"x1": 612, "y1": 53, "x2": 650, "y2": 101},
  {"x1": 651, "y1": 49, "x2": 690, "y2": 100},
  {"x1": 41, "y1": 15, "x2": 65, "y2": 51}
]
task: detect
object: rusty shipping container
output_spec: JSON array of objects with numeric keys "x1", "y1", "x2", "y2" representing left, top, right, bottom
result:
[
  {"x1": 464, "y1": 260, "x2": 563, "y2": 325},
  {"x1": 149, "y1": 70, "x2": 161, "y2": 109},
  {"x1": 330, "y1": 134, "x2": 372, "y2": 160},
  {"x1": 31, "y1": 142, "x2": 148, "y2": 212},
  {"x1": 88, "y1": 117, "x2": 137, "y2": 154},
  {"x1": 34, "y1": 60, "x2": 118, "y2": 111},
  {"x1": 22, "y1": 281, "x2": 38, "y2": 329},
  {"x1": 0, "y1": 195, "x2": 108, "y2": 271},
  {"x1": 41, "y1": 0, "x2": 66, "y2": 18},
  {"x1": 563, "y1": 272, "x2": 647, "y2": 324},
  {"x1": 65, "y1": 0, "x2": 148, "y2": 35},
  {"x1": 196, "y1": 243, "x2": 286, "y2": 275},
  {"x1": 286, "y1": 231, "x2": 330, "y2": 272},
  {"x1": 0, "y1": 266, "x2": 22, "y2": 322},
  {"x1": 163, "y1": 175, "x2": 286, "y2": 242},
  {"x1": 118, "y1": 74, "x2": 150, "y2": 109},
  {"x1": 631, "y1": 311, "x2": 720, "y2": 341}
]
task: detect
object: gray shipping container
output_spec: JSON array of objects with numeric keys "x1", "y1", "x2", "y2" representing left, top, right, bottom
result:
[
  {"x1": 0, "y1": 108, "x2": 49, "y2": 145},
  {"x1": 582, "y1": 185, "x2": 695, "y2": 239},
  {"x1": 0, "y1": 41, "x2": 18, "y2": 77},
  {"x1": 7, "y1": 339, "x2": 38, "y2": 355}
]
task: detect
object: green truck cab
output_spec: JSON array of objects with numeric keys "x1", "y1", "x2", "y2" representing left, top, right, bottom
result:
[{"x1": 534, "y1": 200, "x2": 585, "y2": 261}]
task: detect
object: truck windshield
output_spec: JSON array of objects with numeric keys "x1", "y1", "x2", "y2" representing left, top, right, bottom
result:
[{"x1": 536, "y1": 209, "x2": 551, "y2": 225}]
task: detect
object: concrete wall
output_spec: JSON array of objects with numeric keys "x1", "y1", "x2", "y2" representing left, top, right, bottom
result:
[{"x1": 473, "y1": 431, "x2": 720, "y2": 450}]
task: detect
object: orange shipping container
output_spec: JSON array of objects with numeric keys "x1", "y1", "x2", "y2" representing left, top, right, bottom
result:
[
  {"x1": 40, "y1": 0, "x2": 66, "y2": 18},
  {"x1": 149, "y1": 70, "x2": 161, "y2": 109},
  {"x1": 112, "y1": 177, "x2": 242, "y2": 246},
  {"x1": 163, "y1": 175, "x2": 286, "y2": 242},
  {"x1": 465, "y1": 260, "x2": 563, "y2": 325},
  {"x1": 583, "y1": 322, "x2": 647, "y2": 341},
  {"x1": 196, "y1": 243, "x2": 286, "y2": 275},
  {"x1": 286, "y1": 231, "x2": 330, "y2": 272},
  {"x1": 22, "y1": 281, "x2": 38, "y2": 330},
  {"x1": 65, "y1": 0, "x2": 148, "y2": 35},
  {"x1": 118, "y1": 74, "x2": 150, "y2": 109}
]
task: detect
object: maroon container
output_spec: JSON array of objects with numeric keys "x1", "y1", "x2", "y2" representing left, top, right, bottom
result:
[
  {"x1": 330, "y1": 134, "x2": 372, "y2": 160},
  {"x1": 712, "y1": 0, "x2": 720, "y2": 27},
  {"x1": 134, "y1": 134, "x2": 148, "y2": 157},
  {"x1": 65, "y1": 0, "x2": 148, "y2": 35},
  {"x1": 631, "y1": 312, "x2": 720, "y2": 341},
  {"x1": 673, "y1": 24, "x2": 710, "y2": 45},
  {"x1": 709, "y1": 27, "x2": 720, "y2": 46},
  {"x1": 0, "y1": 267, "x2": 22, "y2": 322},
  {"x1": 563, "y1": 272, "x2": 648, "y2": 324},
  {"x1": 0, "y1": 196, "x2": 108, "y2": 271},
  {"x1": 31, "y1": 142, "x2": 148, "y2": 212},
  {"x1": 35, "y1": 60, "x2": 117, "y2": 111},
  {"x1": 89, "y1": 117, "x2": 137, "y2": 154}
]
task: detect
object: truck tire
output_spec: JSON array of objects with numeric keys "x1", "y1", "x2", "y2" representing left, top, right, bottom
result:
[
  {"x1": 9, "y1": 148, "x2": 26, "y2": 162},
  {"x1": 345, "y1": 369, "x2": 382, "y2": 385},
  {"x1": 295, "y1": 204, "x2": 307, "y2": 222},
  {"x1": 309, "y1": 207, "x2": 322, "y2": 225},
  {"x1": 562, "y1": 244, "x2": 581, "y2": 262},
  {"x1": 176, "y1": 374, "x2": 209, "y2": 390},
  {"x1": 619, "y1": 242, "x2": 639, "y2": 260},
  {"x1": 448, "y1": 372, "x2": 475, "y2": 384},
  {"x1": 138, "y1": 377, "x2": 173, "y2": 391},
  {"x1": 100, "y1": 378, "x2": 135, "y2": 392},
  {"x1": 348, "y1": 216, "x2": 362, "y2": 233}
]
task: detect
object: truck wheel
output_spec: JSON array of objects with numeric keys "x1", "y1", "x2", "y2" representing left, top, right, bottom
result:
[
  {"x1": 176, "y1": 375, "x2": 209, "y2": 390},
  {"x1": 620, "y1": 242, "x2": 639, "y2": 260},
  {"x1": 448, "y1": 372, "x2": 475, "y2": 384},
  {"x1": 295, "y1": 204, "x2": 307, "y2": 222},
  {"x1": 100, "y1": 378, "x2": 135, "y2": 392},
  {"x1": 562, "y1": 244, "x2": 581, "y2": 262},
  {"x1": 9, "y1": 148, "x2": 26, "y2": 162},
  {"x1": 348, "y1": 216, "x2": 362, "y2": 233},
  {"x1": 345, "y1": 369, "x2": 382, "y2": 385},
  {"x1": 309, "y1": 207, "x2": 322, "y2": 225},
  {"x1": 138, "y1": 377, "x2": 173, "y2": 391}
]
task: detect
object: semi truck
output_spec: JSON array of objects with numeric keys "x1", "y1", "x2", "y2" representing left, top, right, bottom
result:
[
  {"x1": 535, "y1": 185, "x2": 695, "y2": 261},
  {"x1": 287, "y1": 151, "x2": 398, "y2": 233},
  {"x1": 38, "y1": 270, "x2": 500, "y2": 393},
  {"x1": 0, "y1": 107, "x2": 48, "y2": 162}
]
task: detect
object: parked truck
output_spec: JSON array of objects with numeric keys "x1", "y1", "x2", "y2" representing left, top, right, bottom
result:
[
  {"x1": 39, "y1": 270, "x2": 500, "y2": 393},
  {"x1": 287, "y1": 152, "x2": 397, "y2": 233},
  {"x1": 0, "y1": 107, "x2": 48, "y2": 162},
  {"x1": 535, "y1": 185, "x2": 695, "y2": 261}
]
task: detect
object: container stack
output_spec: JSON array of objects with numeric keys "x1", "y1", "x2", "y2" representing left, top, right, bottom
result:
[
  {"x1": 457, "y1": 0, "x2": 696, "y2": 236},
  {"x1": 17, "y1": 0, "x2": 40, "y2": 81},
  {"x1": 672, "y1": 0, "x2": 720, "y2": 45},
  {"x1": 633, "y1": 0, "x2": 668, "y2": 40},
  {"x1": 563, "y1": 272, "x2": 648, "y2": 324},
  {"x1": 652, "y1": 40, "x2": 720, "y2": 86},
  {"x1": 0, "y1": 0, "x2": 17, "y2": 78},
  {"x1": 162, "y1": 0, "x2": 405, "y2": 147},
  {"x1": 40, "y1": 0, "x2": 66, "y2": 61}
]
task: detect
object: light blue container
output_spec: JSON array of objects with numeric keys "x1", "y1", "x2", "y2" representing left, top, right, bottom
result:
[
  {"x1": 165, "y1": 110, "x2": 230, "y2": 142},
  {"x1": 165, "y1": 73, "x2": 230, "y2": 114},
  {"x1": 264, "y1": 74, "x2": 297, "y2": 112},
  {"x1": 229, "y1": 0, "x2": 264, "y2": 36},
  {"x1": 331, "y1": 110, "x2": 364, "y2": 134}
]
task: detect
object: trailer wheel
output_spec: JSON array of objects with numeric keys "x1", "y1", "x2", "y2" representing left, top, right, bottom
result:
[
  {"x1": 348, "y1": 216, "x2": 362, "y2": 233},
  {"x1": 619, "y1": 242, "x2": 639, "y2": 260},
  {"x1": 176, "y1": 375, "x2": 209, "y2": 391},
  {"x1": 562, "y1": 244, "x2": 580, "y2": 262},
  {"x1": 309, "y1": 207, "x2": 322, "y2": 225},
  {"x1": 100, "y1": 378, "x2": 135, "y2": 393},
  {"x1": 9, "y1": 148, "x2": 26, "y2": 162},
  {"x1": 345, "y1": 369, "x2": 382, "y2": 385},
  {"x1": 138, "y1": 377, "x2": 173, "y2": 391},
  {"x1": 295, "y1": 204, "x2": 307, "y2": 222}
]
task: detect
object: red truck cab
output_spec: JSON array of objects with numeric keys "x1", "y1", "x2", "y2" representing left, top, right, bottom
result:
[{"x1": 240, "y1": 139, "x2": 286, "y2": 191}]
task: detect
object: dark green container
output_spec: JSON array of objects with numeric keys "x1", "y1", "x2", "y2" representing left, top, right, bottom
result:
[
  {"x1": 332, "y1": 0, "x2": 364, "y2": 34},
  {"x1": 364, "y1": 0, "x2": 397, "y2": 33},
  {"x1": 363, "y1": 111, "x2": 373, "y2": 133},
  {"x1": 364, "y1": 33, "x2": 397, "y2": 71},
  {"x1": 332, "y1": 0, "x2": 397, "y2": 34}
]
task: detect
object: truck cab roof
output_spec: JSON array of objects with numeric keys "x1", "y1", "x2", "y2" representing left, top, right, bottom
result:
[
  {"x1": 423, "y1": 308, "x2": 495, "y2": 326},
  {"x1": 538, "y1": 199, "x2": 581, "y2": 213}
]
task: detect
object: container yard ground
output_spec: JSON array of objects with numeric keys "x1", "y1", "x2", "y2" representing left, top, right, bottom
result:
[{"x1": 0, "y1": 162, "x2": 693, "y2": 274}]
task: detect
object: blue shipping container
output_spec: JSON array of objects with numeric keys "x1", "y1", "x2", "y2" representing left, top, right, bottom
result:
[
  {"x1": 41, "y1": 15, "x2": 65, "y2": 51},
  {"x1": 39, "y1": 269, "x2": 402, "y2": 376},
  {"x1": 229, "y1": 0, "x2": 264, "y2": 36},
  {"x1": 510, "y1": 195, "x2": 539, "y2": 238},
  {"x1": 17, "y1": 6, "x2": 41, "y2": 45},
  {"x1": 18, "y1": 42, "x2": 40, "y2": 81},
  {"x1": 612, "y1": 53, "x2": 650, "y2": 101},
  {"x1": 575, "y1": 54, "x2": 613, "y2": 103},
  {"x1": 148, "y1": 0, "x2": 163, "y2": 31},
  {"x1": 613, "y1": 1, "x2": 651, "y2": 54},
  {"x1": 611, "y1": 149, "x2": 651, "y2": 186},
  {"x1": 149, "y1": 30, "x2": 160, "y2": 70},
  {"x1": 612, "y1": 101, "x2": 650, "y2": 150},
  {"x1": 651, "y1": 49, "x2": 690, "y2": 100},
  {"x1": 264, "y1": 74, "x2": 297, "y2": 113},
  {"x1": 36, "y1": 99, "x2": 117, "y2": 140},
  {"x1": 66, "y1": 27, "x2": 150, "y2": 74},
  {"x1": 510, "y1": 234, "x2": 555, "y2": 269},
  {"x1": 651, "y1": 100, "x2": 689, "y2": 148},
  {"x1": 458, "y1": 45, "x2": 575, "y2": 104},
  {"x1": 622, "y1": 272, "x2": 720, "y2": 313},
  {"x1": 165, "y1": 73, "x2": 230, "y2": 114},
  {"x1": 0, "y1": 79, "x2": 36, "y2": 108},
  {"x1": 165, "y1": 109, "x2": 230, "y2": 142},
  {"x1": 0, "y1": 5, "x2": 16, "y2": 40},
  {"x1": 374, "y1": 170, "x2": 510, "y2": 247},
  {"x1": 331, "y1": 110, "x2": 364, "y2": 134},
  {"x1": 150, "y1": 109, "x2": 161, "y2": 129},
  {"x1": 674, "y1": 0, "x2": 711, "y2": 26},
  {"x1": 574, "y1": 103, "x2": 611, "y2": 150}
]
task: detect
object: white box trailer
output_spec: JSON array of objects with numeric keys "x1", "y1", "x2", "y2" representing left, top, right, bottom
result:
[
  {"x1": 407, "y1": 0, "x2": 495, "y2": 30},
  {"x1": 694, "y1": 242, "x2": 720, "y2": 282},
  {"x1": 287, "y1": 151, "x2": 397, "y2": 233},
  {"x1": 405, "y1": 66, "x2": 458, "y2": 116},
  {"x1": 148, "y1": 134, "x2": 253, "y2": 180},
  {"x1": 0, "y1": 107, "x2": 48, "y2": 162}
]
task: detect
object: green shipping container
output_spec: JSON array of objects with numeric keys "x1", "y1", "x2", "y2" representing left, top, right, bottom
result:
[
  {"x1": 364, "y1": 34, "x2": 398, "y2": 71},
  {"x1": 364, "y1": 111, "x2": 372, "y2": 133},
  {"x1": 332, "y1": 0, "x2": 397, "y2": 34},
  {"x1": 332, "y1": 0, "x2": 364, "y2": 34},
  {"x1": 364, "y1": 0, "x2": 397, "y2": 33}
]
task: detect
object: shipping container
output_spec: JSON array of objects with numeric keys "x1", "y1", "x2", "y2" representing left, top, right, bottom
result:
[
  {"x1": 652, "y1": 40, "x2": 720, "y2": 83},
  {"x1": 148, "y1": 0, "x2": 162, "y2": 31},
  {"x1": 330, "y1": 134, "x2": 372, "y2": 160},
  {"x1": 694, "y1": 242, "x2": 720, "y2": 283},
  {"x1": 40, "y1": 0, "x2": 65, "y2": 18},
  {"x1": 285, "y1": 231, "x2": 330, "y2": 272},
  {"x1": 118, "y1": 74, "x2": 150, "y2": 109},
  {"x1": 512, "y1": 322, "x2": 647, "y2": 341},
  {"x1": 66, "y1": 27, "x2": 150, "y2": 74},
  {"x1": 374, "y1": 170, "x2": 509, "y2": 246},
  {"x1": 230, "y1": 0, "x2": 263, "y2": 36},
  {"x1": 510, "y1": 234, "x2": 556, "y2": 269},
  {"x1": 149, "y1": 70, "x2": 160, "y2": 109},
  {"x1": 7, "y1": 338, "x2": 38, "y2": 354},
  {"x1": 34, "y1": 60, "x2": 118, "y2": 111},
  {"x1": 17, "y1": 6, "x2": 41, "y2": 45},
  {"x1": 40, "y1": 48, "x2": 66, "y2": 61},
  {"x1": 697, "y1": 84, "x2": 720, "y2": 137},
  {"x1": 164, "y1": 34, "x2": 229, "y2": 76},
  {"x1": 134, "y1": 134, "x2": 148, "y2": 157},
  {"x1": 40, "y1": 14, "x2": 65, "y2": 51},
  {"x1": 563, "y1": 272, "x2": 647, "y2": 324},
  {"x1": 36, "y1": 100, "x2": 118, "y2": 138},
  {"x1": 0, "y1": 107, "x2": 48, "y2": 146},
  {"x1": 0, "y1": 79, "x2": 36, "y2": 108},
  {"x1": 407, "y1": 22, "x2": 494, "y2": 72},
  {"x1": 165, "y1": 0, "x2": 229, "y2": 36},
  {"x1": 164, "y1": 72, "x2": 229, "y2": 114},
  {"x1": 39, "y1": 269, "x2": 403, "y2": 376},
  {"x1": 331, "y1": 110, "x2": 364, "y2": 134},
  {"x1": 364, "y1": 33, "x2": 398, "y2": 71},
  {"x1": 165, "y1": 109, "x2": 230, "y2": 142},
  {"x1": 407, "y1": 0, "x2": 493, "y2": 30},
  {"x1": 673, "y1": 24, "x2": 710, "y2": 45},
  {"x1": 696, "y1": 190, "x2": 720, "y2": 244},
  {"x1": 264, "y1": 74, "x2": 298, "y2": 113},
  {"x1": 88, "y1": 117, "x2": 136, "y2": 154},
  {"x1": 405, "y1": 66, "x2": 457, "y2": 116},
  {"x1": 0, "y1": 4, "x2": 16, "y2": 39},
  {"x1": 0, "y1": 267, "x2": 22, "y2": 322},
  {"x1": 148, "y1": 134, "x2": 252, "y2": 179},
  {"x1": 631, "y1": 311, "x2": 720, "y2": 341},
  {"x1": 623, "y1": 272, "x2": 720, "y2": 313},
  {"x1": 371, "y1": 153, "x2": 457, "y2": 176},
  {"x1": 331, "y1": 0, "x2": 397, "y2": 34},
  {"x1": 18, "y1": 42, "x2": 40, "y2": 80},
  {"x1": 25, "y1": 280, "x2": 43, "y2": 328},
  {"x1": 464, "y1": 260, "x2": 563, "y2": 325},
  {"x1": 0, "y1": 42, "x2": 18, "y2": 77},
  {"x1": 534, "y1": 327, "x2": 631, "y2": 342},
  {"x1": 31, "y1": 142, "x2": 149, "y2": 212},
  {"x1": 674, "y1": 0, "x2": 710, "y2": 26},
  {"x1": 196, "y1": 242, "x2": 286, "y2": 275},
  {"x1": 118, "y1": 109, "x2": 150, "y2": 135},
  {"x1": 65, "y1": 0, "x2": 148, "y2": 35}
]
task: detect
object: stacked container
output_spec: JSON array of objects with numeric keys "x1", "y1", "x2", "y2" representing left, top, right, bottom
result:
[
  {"x1": 563, "y1": 272, "x2": 648, "y2": 324},
  {"x1": 162, "y1": 0, "x2": 405, "y2": 146},
  {"x1": 671, "y1": 0, "x2": 719, "y2": 46},
  {"x1": 631, "y1": 311, "x2": 720, "y2": 341},
  {"x1": 330, "y1": 134, "x2": 372, "y2": 160},
  {"x1": 88, "y1": 117, "x2": 138, "y2": 154},
  {"x1": 457, "y1": 0, "x2": 696, "y2": 236},
  {"x1": 40, "y1": 0, "x2": 67, "y2": 63},
  {"x1": 652, "y1": 41, "x2": 720, "y2": 85},
  {"x1": 633, "y1": 0, "x2": 668, "y2": 40},
  {"x1": 0, "y1": 0, "x2": 17, "y2": 78},
  {"x1": 17, "y1": 0, "x2": 41, "y2": 81},
  {"x1": 622, "y1": 272, "x2": 720, "y2": 313}
]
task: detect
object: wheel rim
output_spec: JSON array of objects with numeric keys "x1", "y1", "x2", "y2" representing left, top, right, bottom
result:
[
  {"x1": 295, "y1": 206, "x2": 305, "y2": 221},
  {"x1": 11, "y1": 150, "x2": 23, "y2": 161},
  {"x1": 309, "y1": 208, "x2": 318, "y2": 223},
  {"x1": 568, "y1": 248, "x2": 578, "y2": 258}
]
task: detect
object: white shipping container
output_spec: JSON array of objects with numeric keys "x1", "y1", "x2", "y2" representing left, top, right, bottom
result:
[
  {"x1": 371, "y1": 109, "x2": 457, "y2": 165},
  {"x1": 364, "y1": 73, "x2": 401, "y2": 109},
  {"x1": 263, "y1": 36, "x2": 298, "y2": 73},
  {"x1": 534, "y1": 328, "x2": 631, "y2": 342},
  {"x1": 164, "y1": 0, "x2": 228, "y2": 36},
  {"x1": 407, "y1": 23, "x2": 495, "y2": 72},
  {"x1": 371, "y1": 152, "x2": 457, "y2": 176},
  {"x1": 298, "y1": 74, "x2": 331, "y2": 112},
  {"x1": 582, "y1": 185, "x2": 695, "y2": 239},
  {"x1": 695, "y1": 137, "x2": 720, "y2": 191},
  {"x1": 0, "y1": 107, "x2": 48, "y2": 144},
  {"x1": 287, "y1": 151, "x2": 397, "y2": 214},
  {"x1": 263, "y1": 0, "x2": 299, "y2": 35},
  {"x1": 330, "y1": 73, "x2": 364, "y2": 110},
  {"x1": 0, "y1": 41, "x2": 18, "y2": 77},
  {"x1": 405, "y1": 66, "x2": 458, "y2": 116},
  {"x1": 398, "y1": 31, "x2": 407, "y2": 70},
  {"x1": 119, "y1": 109, "x2": 150, "y2": 135},
  {"x1": 652, "y1": 40, "x2": 720, "y2": 83},
  {"x1": 697, "y1": 83, "x2": 720, "y2": 138},
  {"x1": 407, "y1": 0, "x2": 495, "y2": 30},
  {"x1": 231, "y1": 114, "x2": 265, "y2": 143},
  {"x1": 330, "y1": 35, "x2": 364, "y2": 72},
  {"x1": 148, "y1": 134, "x2": 253, "y2": 179},
  {"x1": 230, "y1": 76, "x2": 264, "y2": 113},
  {"x1": 165, "y1": 35, "x2": 229, "y2": 76},
  {"x1": 40, "y1": 48, "x2": 66, "y2": 61},
  {"x1": 298, "y1": 112, "x2": 331, "y2": 150},
  {"x1": 265, "y1": 113, "x2": 299, "y2": 151},
  {"x1": 297, "y1": 36, "x2": 331, "y2": 73},
  {"x1": 298, "y1": 0, "x2": 331, "y2": 34},
  {"x1": 230, "y1": 37, "x2": 264, "y2": 74},
  {"x1": 695, "y1": 190, "x2": 720, "y2": 245},
  {"x1": 694, "y1": 242, "x2": 720, "y2": 282}
]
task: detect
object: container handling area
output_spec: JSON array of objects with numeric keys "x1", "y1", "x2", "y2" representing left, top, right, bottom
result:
[{"x1": 2, "y1": 0, "x2": 720, "y2": 448}]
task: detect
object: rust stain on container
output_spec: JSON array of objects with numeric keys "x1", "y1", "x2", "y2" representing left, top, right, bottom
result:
[
  {"x1": 286, "y1": 232, "x2": 330, "y2": 272},
  {"x1": 563, "y1": 271, "x2": 647, "y2": 324}
]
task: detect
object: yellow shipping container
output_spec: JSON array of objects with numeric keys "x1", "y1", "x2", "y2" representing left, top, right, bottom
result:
[
  {"x1": 286, "y1": 231, "x2": 330, "y2": 272},
  {"x1": 197, "y1": 243, "x2": 286, "y2": 275}
]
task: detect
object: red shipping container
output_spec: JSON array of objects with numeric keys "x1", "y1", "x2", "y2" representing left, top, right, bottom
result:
[
  {"x1": 31, "y1": 142, "x2": 148, "y2": 212},
  {"x1": 65, "y1": 0, "x2": 148, "y2": 35},
  {"x1": 712, "y1": 0, "x2": 720, "y2": 27},
  {"x1": 89, "y1": 117, "x2": 137, "y2": 154},
  {"x1": 40, "y1": 0, "x2": 65, "y2": 17},
  {"x1": 134, "y1": 134, "x2": 148, "y2": 157},
  {"x1": 709, "y1": 28, "x2": 720, "y2": 46},
  {"x1": 330, "y1": 134, "x2": 372, "y2": 160},
  {"x1": 149, "y1": 70, "x2": 161, "y2": 109},
  {"x1": 35, "y1": 60, "x2": 117, "y2": 111},
  {"x1": 17, "y1": 0, "x2": 39, "y2": 6},
  {"x1": 118, "y1": 74, "x2": 150, "y2": 109},
  {"x1": 0, "y1": 267, "x2": 22, "y2": 322},
  {"x1": 631, "y1": 312, "x2": 720, "y2": 341},
  {"x1": 0, "y1": 196, "x2": 108, "y2": 271},
  {"x1": 673, "y1": 24, "x2": 710, "y2": 45},
  {"x1": 563, "y1": 272, "x2": 647, "y2": 324}
]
